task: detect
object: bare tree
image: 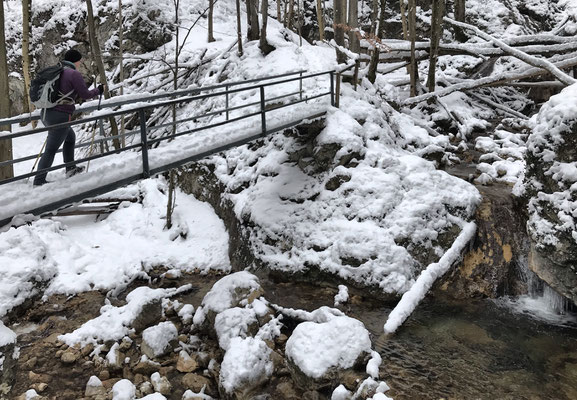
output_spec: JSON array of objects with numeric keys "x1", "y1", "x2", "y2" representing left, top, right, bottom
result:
[
  {"x1": 316, "y1": 0, "x2": 325, "y2": 41},
  {"x1": 208, "y1": 0, "x2": 216, "y2": 42},
  {"x1": 247, "y1": 0, "x2": 260, "y2": 40},
  {"x1": 118, "y1": 0, "x2": 126, "y2": 147},
  {"x1": 408, "y1": 0, "x2": 419, "y2": 96},
  {"x1": 0, "y1": 0, "x2": 13, "y2": 180},
  {"x1": 399, "y1": 0, "x2": 408, "y2": 40},
  {"x1": 287, "y1": 0, "x2": 294, "y2": 29},
  {"x1": 348, "y1": 0, "x2": 359, "y2": 53},
  {"x1": 236, "y1": 0, "x2": 243, "y2": 55},
  {"x1": 260, "y1": 0, "x2": 275, "y2": 54},
  {"x1": 22, "y1": 0, "x2": 33, "y2": 118},
  {"x1": 426, "y1": 0, "x2": 445, "y2": 92},
  {"x1": 454, "y1": 0, "x2": 466, "y2": 42},
  {"x1": 85, "y1": 0, "x2": 121, "y2": 150},
  {"x1": 277, "y1": 0, "x2": 282, "y2": 21},
  {"x1": 334, "y1": 0, "x2": 347, "y2": 63},
  {"x1": 368, "y1": 0, "x2": 387, "y2": 83}
]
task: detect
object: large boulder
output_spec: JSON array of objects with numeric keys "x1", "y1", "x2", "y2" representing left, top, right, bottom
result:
[{"x1": 516, "y1": 83, "x2": 577, "y2": 304}]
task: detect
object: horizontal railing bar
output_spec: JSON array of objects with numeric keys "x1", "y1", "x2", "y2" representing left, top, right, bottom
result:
[
  {"x1": 265, "y1": 91, "x2": 331, "y2": 113},
  {"x1": 0, "y1": 69, "x2": 317, "y2": 126}
]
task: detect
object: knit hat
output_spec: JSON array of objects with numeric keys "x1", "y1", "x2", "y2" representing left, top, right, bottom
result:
[{"x1": 64, "y1": 49, "x2": 82, "y2": 63}]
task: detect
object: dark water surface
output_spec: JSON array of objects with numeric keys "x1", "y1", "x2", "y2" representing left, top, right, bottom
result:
[{"x1": 263, "y1": 280, "x2": 577, "y2": 400}]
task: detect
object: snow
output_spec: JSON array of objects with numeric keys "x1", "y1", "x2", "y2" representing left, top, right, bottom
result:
[
  {"x1": 214, "y1": 307, "x2": 258, "y2": 350},
  {"x1": 141, "y1": 322, "x2": 178, "y2": 357},
  {"x1": 112, "y1": 379, "x2": 136, "y2": 400},
  {"x1": 0, "y1": 320, "x2": 17, "y2": 347},
  {"x1": 193, "y1": 271, "x2": 262, "y2": 325},
  {"x1": 334, "y1": 285, "x2": 349, "y2": 306},
  {"x1": 366, "y1": 351, "x2": 382, "y2": 379},
  {"x1": 178, "y1": 304, "x2": 195, "y2": 324},
  {"x1": 285, "y1": 315, "x2": 372, "y2": 378},
  {"x1": 59, "y1": 286, "x2": 189, "y2": 347},
  {"x1": 219, "y1": 336, "x2": 274, "y2": 393},
  {"x1": 331, "y1": 385, "x2": 352, "y2": 400}
]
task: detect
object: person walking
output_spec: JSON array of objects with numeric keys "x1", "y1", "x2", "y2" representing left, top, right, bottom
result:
[{"x1": 33, "y1": 49, "x2": 103, "y2": 186}]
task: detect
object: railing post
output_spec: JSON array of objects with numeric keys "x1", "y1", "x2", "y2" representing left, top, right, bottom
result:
[
  {"x1": 299, "y1": 71, "x2": 303, "y2": 101},
  {"x1": 329, "y1": 71, "x2": 335, "y2": 107},
  {"x1": 225, "y1": 85, "x2": 230, "y2": 121},
  {"x1": 139, "y1": 109, "x2": 150, "y2": 179},
  {"x1": 335, "y1": 72, "x2": 341, "y2": 108},
  {"x1": 260, "y1": 86, "x2": 266, "y2": 134}
]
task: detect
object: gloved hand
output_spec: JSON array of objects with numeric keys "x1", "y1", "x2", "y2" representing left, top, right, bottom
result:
[{"x1": 97, "y1": 84, "x2": 104, "y2": 95}]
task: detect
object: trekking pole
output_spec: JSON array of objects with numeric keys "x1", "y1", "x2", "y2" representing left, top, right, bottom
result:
[
  {"x1": 86, "y1": 91, "x2": 103, "y2": 173},
  {"x1": 27, "y1": 136, "x2": 48, "y2": 182}
]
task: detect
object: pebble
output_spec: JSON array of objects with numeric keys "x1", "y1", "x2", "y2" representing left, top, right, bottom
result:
[{"x1": 61, "y1": 350, "x2": 78, "y2": 364}]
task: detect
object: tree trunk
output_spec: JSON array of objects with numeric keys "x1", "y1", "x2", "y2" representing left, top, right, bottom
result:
[
  {"x1": 454, "y1": 0, "x2": 466, "y2": 42},
  {"x1": 0, "y1": 0, "x2": 13, "y2": 180},
  {"x1": 368, "y1": 0, "x2": 386, "y2": 83},
  {"x1": 426, "y1": 0, "x2": 444, "y2": 93},
  {"x1": 236, "y1": 0, "x2": 243, "y2": 55},
  {"x1": 260, "y1": 0, "x2": 275, "y2": 54},
  {"x1": 287, "y1": 0, "x2": 294, "y2": 29},
  {"x1": 408, "y1": 0, "x2": 418, "y2": 97},
  {"x1": 22, "y1": 0, "x2": 33, "y2": 117},
  {"x1": 348, "y1": 0, "x2": 359, "y2": 53},
  {"x1": 208, "y1": 0, "x2": 215, "y2": 42},
  {"x1": 247, "y1": 0, "x2": 260, "y2": 40},
  {"x1": 316, "y1": 0, "x2": 324, "y2": 41},
  {"x1": 277, "y1": 0, "x2": 281, "y2": 21},
  {"x1": 334, "y1": 0, "x2": 347, "y2": 63},
  {"x1": 118, "y1": 0, "x2": 125, "y2": 147},
  {"x1": 400, "y1": 0, "x2": 408, "y2": 40},
  {"x1": 85, "y1": 0, "x2": 121, "y2": 150}
]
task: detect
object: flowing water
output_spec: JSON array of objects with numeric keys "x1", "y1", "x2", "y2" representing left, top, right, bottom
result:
[{"x1": 263, "y1": 279, "x2": 577, "y2": 400}]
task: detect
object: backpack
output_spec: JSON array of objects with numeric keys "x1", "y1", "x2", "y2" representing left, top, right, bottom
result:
[{"x1": 29, "y1": 63, "x2": 73, "y2": 109}]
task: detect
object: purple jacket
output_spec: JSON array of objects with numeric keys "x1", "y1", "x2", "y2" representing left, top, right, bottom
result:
[{"x1": 54, "y1": 61, "x2": 100, "y2": 114}]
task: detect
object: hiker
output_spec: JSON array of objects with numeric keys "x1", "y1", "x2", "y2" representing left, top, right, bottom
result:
[{"x1": 33, "y1": 49, "x2": 104, "y2": 186}]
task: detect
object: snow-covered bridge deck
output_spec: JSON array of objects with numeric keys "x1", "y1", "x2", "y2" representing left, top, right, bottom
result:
[{"x1": 0, "y1": 70, "x2": 335, "y2": 227}]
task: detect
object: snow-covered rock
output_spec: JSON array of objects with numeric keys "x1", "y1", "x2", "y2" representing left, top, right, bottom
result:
[
  {"x1": 112, "y1": 379, "x2": 136, "y2": 400},
  {"x1": 214, "y1": 307, "x2": 258, "y2": 350},
  {"x1": 193, "y1": 271, "x2": 263, "y2": 331},
  {"x1": 219, "y1": 336, "x2": 274, "y2": 396},
  {"x1": 517, "y1": 83, "x2": 577, "y2": 304},
  {"x1": 141, "y1": 322, "x2": 178, "y2": 359},
  {"x1": 285, "y1": 315, "x2": 372, "y2": 389}
]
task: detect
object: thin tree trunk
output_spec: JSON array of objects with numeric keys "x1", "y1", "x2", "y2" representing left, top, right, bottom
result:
[
  {"x1": 287, "y1": 0, "x2": 294, "y2": 29},
  {"x1": 208, "y1": 0, "x2": 215, "y2": 42},
  {"x1": 247, "y1": 0, "x2": 260, "y2": 40},
  {"x1": 0, "y1": 0, "x2": 13, "y2": 180},
  {"x1": 316, "y1": 0, "x2": 324, "y2": 41},
  {"x1": 368, "y1": 0, "x2": 385, "y2": 83},
  {"x1": 334, "y1": 0, "x2": 347, "y2": 63},
  {"x1": 426, "y1": 0, "x2": 444, "y2": 93},
  {"x1": 236, "y1": 0, "x2": 243, "y2": 55},
  {"x1": 408, "y1": 0, "x2": 418, "y2": 97},
  {"x1": 454, "y1": 0, "x2": 466, "y2": 42},
  {"x1": 85, "y1": 0, "x2": 120, "y2": 150},
  {"x1": 260, "y1": 0, "x2": 275, "y2": 54},
  {"x1": 348, "y1": 0, "x2": 359, "y2": 53},
  {"x1": 22, "y1": 0, "x2": 33, "y2": 118},
  {"x1": 118, "y1": 0, "x2": 125, "y2": 147},
  {"x1": 369, "y1": 0, "x2": 378, "y2": 36},
  {"x1": 400, "y1": 0, "x2": 408, "y2": 40},
  {"x1": 277, "y1": 0, "x2": 281, "y2": 21},
  {"x1": 378, "y1": 0, "x2": 386, "y2": 38}
]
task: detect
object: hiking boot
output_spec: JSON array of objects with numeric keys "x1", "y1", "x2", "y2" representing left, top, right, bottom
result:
[{"x1": 66, "y1": 165, "x2": 85, "y2": 178}]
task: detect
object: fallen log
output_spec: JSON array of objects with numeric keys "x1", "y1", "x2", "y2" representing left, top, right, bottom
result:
[
  {"x1": 403, "y1": 55, "x2": 577, "y2": 105},
  {"x1": 443, "y1": 17, "x2": 576, "y2": 86}
]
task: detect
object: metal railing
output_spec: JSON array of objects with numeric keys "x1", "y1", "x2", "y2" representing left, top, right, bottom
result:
[{"x1": 0, "y1": 69, "x2": 337, "y2": 226}]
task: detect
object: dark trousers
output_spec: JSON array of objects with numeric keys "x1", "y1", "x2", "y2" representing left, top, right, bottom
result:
[{"x1": 33, "y1": 109, "x2": 76, "y2": 185}]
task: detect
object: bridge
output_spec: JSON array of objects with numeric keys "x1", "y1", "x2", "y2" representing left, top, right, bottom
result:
[{"x1": 0, "y1": 69, "x2": 344, "y2": 228}]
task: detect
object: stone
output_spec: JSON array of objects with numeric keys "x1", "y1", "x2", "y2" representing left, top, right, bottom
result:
[
  {"x1": 134, "y1": 360, "x2": 160, "y2": 375},
  {"x1": 139, "y1": 381, "x2": 154, "y2": 396},
  {"x1": 275, "y1": 381, "x2": 300, "y2": 399},
  {"x1": 182, "y1": 373, "x2": 212, "y2": 393},
  {"x1": 85, "y1": 376, "x2": 106, "y2": 397},
  {"x1": 98, "y1": 370, "x2": 110, "y2": 381},
  {"x1": 25, "y1": 356, "x2": 38, "y2": 370},
  {"x1": 132, "y1": 299, "x2": 163, "y2": 333},
  {"x1": 176, "y1": 350, "x2": 199, "y2": 373},
  {"x1": 31, "y1": 383, "x2": 48, "y2": 393},
  {"x1": 81, "y1": 343, "x2": 95, "y2": 358},
  {"x1": 141, "y1": 322, "x2": 178, "y2": 358},
  {"x1": 61, "y1": 350, "x2": 79, "y2": 364},
  {"x1": 151, "y1": 372, "x2": 172, "y2": 396}
]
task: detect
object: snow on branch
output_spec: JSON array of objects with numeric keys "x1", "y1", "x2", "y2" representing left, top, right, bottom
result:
[
  {"x1": 383, "y1": 222, "x2": 477, "y2": 335},
  {"x1": 444, "y1": 17, "x2": 576, "y2": 86}
]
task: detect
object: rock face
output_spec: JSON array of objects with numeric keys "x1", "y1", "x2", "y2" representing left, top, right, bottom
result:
[
  {"x1": 437, "y1": 184, "x2": 529, "y2": 299},
  {"x1": 516, "y1": 83, "x2": 577, "y2": 304}
]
